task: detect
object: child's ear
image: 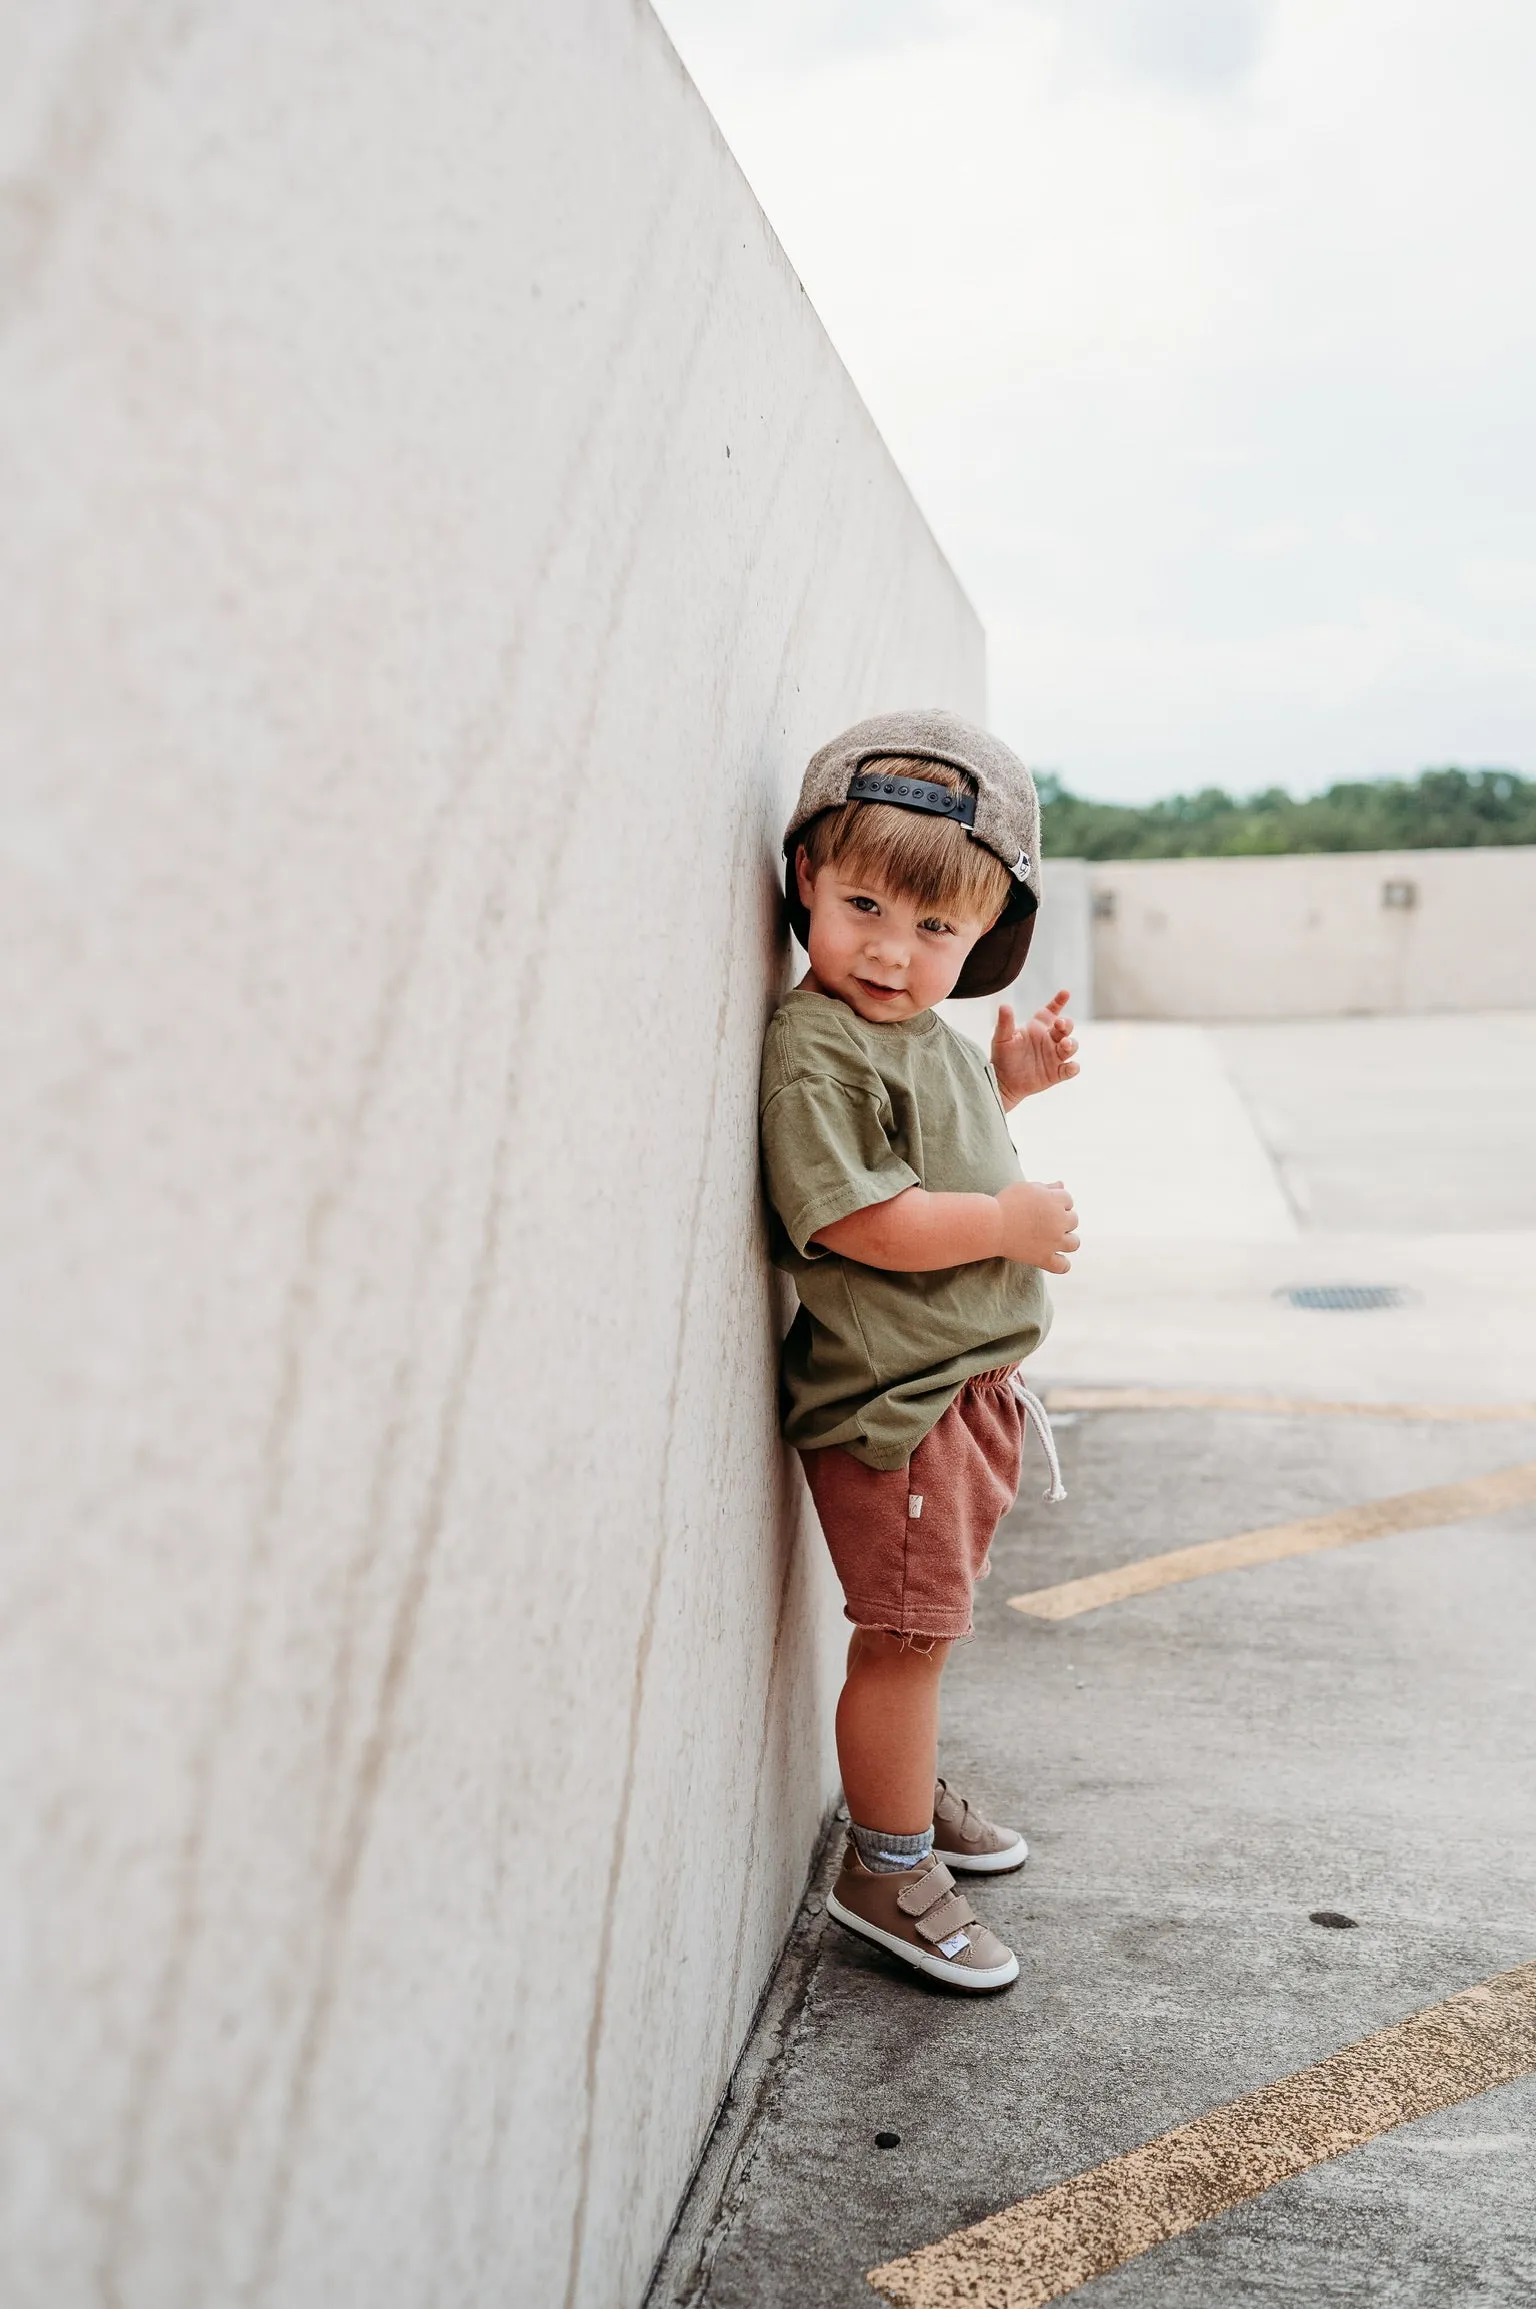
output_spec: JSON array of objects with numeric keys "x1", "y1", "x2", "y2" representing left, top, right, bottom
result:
[{"x1": 794, "y1": 844, "x2": 817, "y2": 908}]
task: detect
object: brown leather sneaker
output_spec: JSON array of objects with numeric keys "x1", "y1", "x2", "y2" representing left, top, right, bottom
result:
[
  {"x1": 826, "y1": 1841, "x2": 1019, "y2": 1991},
  {"x1": 931, "y1": 1777, "x2": 1029, "y2": 1874}
]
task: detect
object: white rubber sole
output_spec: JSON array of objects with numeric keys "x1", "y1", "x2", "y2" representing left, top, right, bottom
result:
[
  {"x1": 826, "y1": 1890, "x2": 1020, "y2": 1991},
  {"x1": 933, "y1": 1832, "x2": 1029, "y2": 1875}
]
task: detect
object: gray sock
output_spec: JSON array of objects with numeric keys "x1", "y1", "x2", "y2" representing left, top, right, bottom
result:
[{"x1": 849, "y1": 1820, "x2": 934, "y2": 1875}]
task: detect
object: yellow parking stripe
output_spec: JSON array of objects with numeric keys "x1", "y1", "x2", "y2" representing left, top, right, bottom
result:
[
  {"x1": 1008, "y1": 1462, "x2": 1536, "y2": 1622},
  {"x1": 868, "y1": 1963, "x2": 1536, "y2": 2309},
  {"x1": 1045, "y1": 1386, "x2": 1536, "y2": 1422}
]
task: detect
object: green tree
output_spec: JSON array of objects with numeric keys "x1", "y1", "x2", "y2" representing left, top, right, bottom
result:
[{"x1": 1037, "y1": 768, "x2": 1536, "y2": 860}]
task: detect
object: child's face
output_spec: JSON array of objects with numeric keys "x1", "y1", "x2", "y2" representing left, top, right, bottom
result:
[{"x1": 795, "y1": 850, "x2": 998, "y2": 1024}]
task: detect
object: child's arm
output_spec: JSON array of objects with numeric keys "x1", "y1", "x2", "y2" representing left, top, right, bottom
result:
[
  {"x1": 991, "y1": 988, "x2": 1079, "y2": 1111},
  {"x1": 812, "y1": 1179, "x2": 1078, "y2": 1275}
]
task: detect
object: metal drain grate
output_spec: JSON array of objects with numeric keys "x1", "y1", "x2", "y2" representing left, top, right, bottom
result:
[{"x1": 1279, "y1": 1284, "x2": 1411, "y2": 1313}]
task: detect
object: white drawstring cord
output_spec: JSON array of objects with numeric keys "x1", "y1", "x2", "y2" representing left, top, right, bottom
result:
[{"x1": 1012, "y1": 1374, "x2": 1068, "y2": 1503}]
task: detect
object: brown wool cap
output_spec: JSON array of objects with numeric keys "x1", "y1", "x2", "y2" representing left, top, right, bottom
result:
[{"x1": 783, "y1": 707, "x2": 1041, "y2": 998}]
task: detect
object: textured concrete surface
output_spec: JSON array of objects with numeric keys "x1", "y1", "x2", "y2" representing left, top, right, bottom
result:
[
  {"x1": 0, "y1": 7, "x2": 982, "y2": 2307},
  {"x1": 1213, "y1": 1013, "x2": 1536, "y2": 1233},
  {"x1": 999, "y1": 1014, "x2": 1536, "y2": 1406},
  {"x1": 870, "y1": 1964, "x2": 1536, "y2": 2308},
  {"x1": 1040, "y1": 1231, "x2": 1536, "y2": 1409},
  {"x1": 1088, "y1": 847, "x2": 1536, "y2": 1021},
  {"x1": 655, "y1": 1016, "x2": 1536, "y2": 2306},
  {"x1": 1007, "y1": 1460, "x2": 1536, "y2": 1621},
  {"x1": 1005, "y1": 1023, "x2": 1299, "y2": 1244}
]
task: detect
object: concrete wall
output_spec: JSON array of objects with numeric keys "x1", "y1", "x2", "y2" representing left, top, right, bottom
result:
[
  {"x1": 1089, "y1": 847, "x2": 1536, "y2": 1020},
  {"x1": 0, "y1": 9, "x2": 983, "y2": 2308}
]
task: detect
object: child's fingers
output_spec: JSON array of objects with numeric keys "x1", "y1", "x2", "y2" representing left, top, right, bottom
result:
[{"x1": 994, "y1": 1003, "x2": 1016, "y2": 1038}]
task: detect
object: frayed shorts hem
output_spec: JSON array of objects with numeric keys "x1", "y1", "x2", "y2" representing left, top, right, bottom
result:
[{"x1": 843, "y1": 1607, "x2": 974, "y2": 1647}]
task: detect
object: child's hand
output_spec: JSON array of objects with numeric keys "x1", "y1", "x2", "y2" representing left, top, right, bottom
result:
[
  {"x1": 992, "y1": 989, "x2": 1079, "y2": 1109},
  {"x1": 995, "y1": 1180, "x2": 1080, "y2": 1273}
]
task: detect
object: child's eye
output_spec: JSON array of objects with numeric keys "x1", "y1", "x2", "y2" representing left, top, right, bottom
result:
[
  {"x1": 919, "y1": 918, "x2": 956, "y2": 937},
  {"x1": 848, "y1": 895, "x2": 879, "y2": 914}
]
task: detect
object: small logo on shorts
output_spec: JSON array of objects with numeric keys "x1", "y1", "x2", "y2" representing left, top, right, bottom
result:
[{"x1": 908, "y1": 1493, "x2": 924, "y2": 1520}]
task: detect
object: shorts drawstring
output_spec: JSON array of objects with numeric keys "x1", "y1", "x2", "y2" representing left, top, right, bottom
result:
[{"x1": 1012, "y1": 1373, "x2": 1068, "y2": 1503}]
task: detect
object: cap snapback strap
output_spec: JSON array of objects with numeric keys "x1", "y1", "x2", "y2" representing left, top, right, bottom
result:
[{"x1": 847, "y1": 768, "x2": 976, "y2": 826}]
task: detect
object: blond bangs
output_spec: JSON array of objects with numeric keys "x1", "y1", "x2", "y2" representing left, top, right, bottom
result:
[{"x1": 801, "y1": 758, "x2": 1011, "y2": 925}]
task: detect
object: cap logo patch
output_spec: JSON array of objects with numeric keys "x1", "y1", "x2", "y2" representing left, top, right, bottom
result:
[{"x1": 1010, "y1": 850, "x2": 1031, "y2": 881}]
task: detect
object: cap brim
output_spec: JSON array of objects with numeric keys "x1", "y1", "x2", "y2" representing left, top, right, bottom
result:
[
  {"x1": 782, "y1": 847, "x2": 1037, "y2": 1001},
  {"x1": 953, "y1": 900, "x2": 1036, "y2": 997}
]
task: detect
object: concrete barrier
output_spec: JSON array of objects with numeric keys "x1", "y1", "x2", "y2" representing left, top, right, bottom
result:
[
  {"x1": 1088, "y1": 847, "x2": 1536, "y2": 1020},
  {"x1": 0, "y1": 7, "x2": 982, "y2": 2306}
]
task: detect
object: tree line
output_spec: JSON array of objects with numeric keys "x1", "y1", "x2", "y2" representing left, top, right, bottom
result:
[{"x1": 1038, "y1": 767, "x2": 1536, "y2": 860}]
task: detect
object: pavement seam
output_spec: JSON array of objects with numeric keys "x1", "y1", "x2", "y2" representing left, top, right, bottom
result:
[
  {"x1": 643, "y1": 1808, "x2": 845, "y2": 2309},
  {"x1": 866, "y1": 1960, "x2": 1536, "y2": 2308},
  {"x1": 1045, "y1": 1387, "x2": 1536, "y2": 1421},
  {"x1": 1008, "y1": 1460, "x2": 1536, "y2": 1620}
]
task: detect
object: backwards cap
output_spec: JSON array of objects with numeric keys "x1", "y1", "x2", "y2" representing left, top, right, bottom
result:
[{"x1": 783, "y1": 707, "x2": 1041, "y2": 999}]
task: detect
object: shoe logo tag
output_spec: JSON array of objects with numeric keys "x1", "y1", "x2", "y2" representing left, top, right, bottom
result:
[
  {"x1": 937, "y1": 1931, "x2": 971, "y2": 1958},
  {"x1": 908, "y1": 1493, "x2": 924, "y2": 1519}
]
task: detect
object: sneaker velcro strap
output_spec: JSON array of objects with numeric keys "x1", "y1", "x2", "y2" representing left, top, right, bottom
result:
[
  {"x1": 913, "y1": 1889, "x2": 977, "y2": 1947},
  {"x1": 896, "y1": 1862, "x2": 957, "y2": 1918}
]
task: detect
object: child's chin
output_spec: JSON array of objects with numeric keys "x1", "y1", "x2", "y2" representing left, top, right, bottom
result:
[{"x1": 849, "y1": 987, "x2": 915, "y2": 1020}]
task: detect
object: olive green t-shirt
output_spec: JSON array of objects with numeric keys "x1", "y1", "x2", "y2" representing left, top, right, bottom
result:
[{"x1": 759, "y1": 987, "x2": 1052, "y2": 1470}]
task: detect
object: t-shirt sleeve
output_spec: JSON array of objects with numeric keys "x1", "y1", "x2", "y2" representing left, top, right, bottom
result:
[{"x1": 760, "y1": 1073, "x2": 920, "y2": 1256}]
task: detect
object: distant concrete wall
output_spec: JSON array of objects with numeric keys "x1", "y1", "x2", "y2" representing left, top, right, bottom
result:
[
  {"x1": 0, "y1": 8, "x2": 983, "y2": 2308},
  {"x1": 1089, "y1": 847, "x2": 1536, "y2": 1020}
]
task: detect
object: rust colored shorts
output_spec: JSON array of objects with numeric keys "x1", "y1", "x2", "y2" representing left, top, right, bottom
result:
[{"x1": 798, "y1": 1368, "x2": 1026, "y2": 1643}]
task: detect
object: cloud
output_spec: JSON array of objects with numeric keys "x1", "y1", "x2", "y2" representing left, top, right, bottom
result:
[
  {"x1": 1047, "y1": 0, "x2": 1273, "y2": 92},
  {"x1": 660, "y1": 0, "x2": 1273, "y2": 86},
  {"x1": 654, "y1": 0, "x2": 1536, "y2": 799},
  {"x1": 657, "y1": 0, "x2": 955, "y2": 71}
]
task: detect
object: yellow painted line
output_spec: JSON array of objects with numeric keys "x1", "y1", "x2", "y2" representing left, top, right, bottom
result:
[
  {"x1": 1046, "y1": 1386, "x2": 1536, "y2": 1423},
  {"x1": 1008, "y1": 1461, "x2": 1536, "y2": 1621},
  {"x1": 868, "y1": 1962, "x2": 1536, "y2": 2309}
]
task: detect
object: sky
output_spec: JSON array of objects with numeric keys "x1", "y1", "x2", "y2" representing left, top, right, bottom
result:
[{"x1": 652, "y1": 0, "x2": 1536, "y2": 802}]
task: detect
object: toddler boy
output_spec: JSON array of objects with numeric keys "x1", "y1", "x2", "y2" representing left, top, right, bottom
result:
[{"x1": 760, "y1": 709, "x2": 1079, "y2": 1992}]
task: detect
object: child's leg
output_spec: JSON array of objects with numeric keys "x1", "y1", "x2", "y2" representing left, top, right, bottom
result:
[{"x1": 835, "y1": 1627, "x2": 950, "y2": 1836}]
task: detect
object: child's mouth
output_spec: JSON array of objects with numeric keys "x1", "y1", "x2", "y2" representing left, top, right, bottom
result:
[{"x1": 855, "y1": 978, "x2": 905, "y2": 1002}]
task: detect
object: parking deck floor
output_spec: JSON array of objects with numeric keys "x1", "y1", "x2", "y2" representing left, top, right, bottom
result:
[{"x1": 650, "y1": 1014, "x2": 1536, "y2": 2309}]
